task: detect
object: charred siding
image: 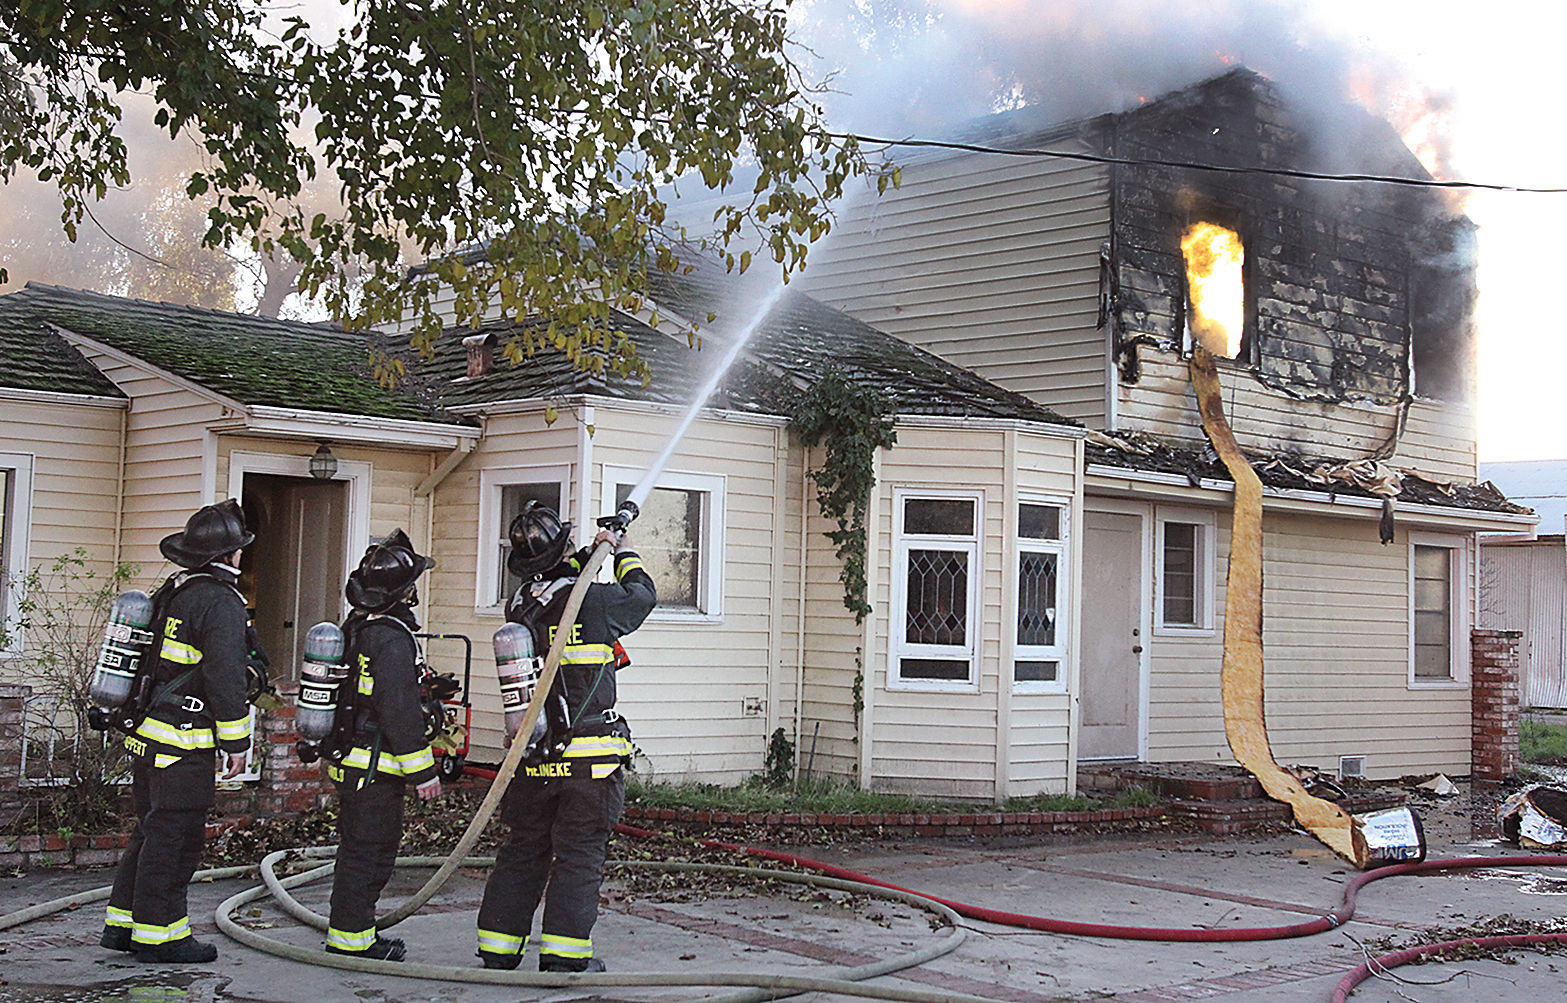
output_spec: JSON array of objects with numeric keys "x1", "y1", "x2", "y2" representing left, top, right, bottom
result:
[{"x1": 1105, "y1": 70, "x2": 1474, "y2": 406}]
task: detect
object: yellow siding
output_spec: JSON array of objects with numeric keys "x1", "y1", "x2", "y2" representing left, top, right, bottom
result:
[
  {"x1": 0, "y1": 397, "x2": 124, "y2": 680},
  {"x1": 70, "y1": 349, "x2": 231, "y2": 588},
  {"x1": 1118, "y1": 351, "x2": 1477, "y2": 483},
  {"x1": 800, "y1": 149, "x2": 1113, "y2": 426},
  {"x1": 1145, "y1": 507, "x2": 1473, "y2": 779}
]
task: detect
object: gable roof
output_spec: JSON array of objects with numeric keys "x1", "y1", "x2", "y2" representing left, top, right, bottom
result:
[
  {"x1": 0, "y1": 283, "x2": 455, "y2": 423},
  {"x1": 0, "y1": 288, "x2": 126, "y2": 398},
  {"x1": 424, "y1": 251, "x2": 1076, "y2": 428}
]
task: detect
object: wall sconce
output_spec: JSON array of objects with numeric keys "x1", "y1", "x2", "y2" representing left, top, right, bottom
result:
[{"x1": 309, "y1": 443, "x2": 338, "y2": 480}]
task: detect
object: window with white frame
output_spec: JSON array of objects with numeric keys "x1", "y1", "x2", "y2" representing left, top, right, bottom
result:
[
  {"x1": 1411, "y1": 537, "x2": 1466, "y2": 684},
  {"x1": 476, "y1": 466, "x2": 567, "y2": 610},
  {"x1": 608, "y1": 468, "x2": 725, "y2": 618},
  {"x1": 0, "y1": 454, "x2": 33, "y2": 657},
  {"x1": 1014, "y1": 499, "x2": 1068, "y2": 689},
  {"x1": 1155, "y1": 508, "x2": 1215, "y2": 633},
  {"x1": 893, "y1": 492, "x2": 981, "y2": 688}
]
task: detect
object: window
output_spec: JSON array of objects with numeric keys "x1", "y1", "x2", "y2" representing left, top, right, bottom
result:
[
  {"x1": 892, "y1": 491, "x2": 981, "y2": 689},
  {"x1": 1410, "y1": 537, "x2": 1467, "y2": 685},
  {"x1": 1155, "y1": 508, "x2": 1214, "y2": 634},
  {"x1": 0, "y1": 454, "x2": 32, "y2": 657},
  {"x1": 606, "y1": 466, "x2": 725, "y2": 619},
  {"x1": 475, "y1": 465, "x2": 568, "y2": 611},
  {"x1": 1014, "y1": 499, "x2": 1068, "y2": 690},
  {"x1": 1180, "y1": 216, "x2": 1253, "y2": 363}
]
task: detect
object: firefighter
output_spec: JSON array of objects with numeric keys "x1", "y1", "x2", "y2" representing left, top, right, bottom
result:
[
  {"x1": 476, "y1": 502, "x2": 656, "y2": 972},
  {"x1": 323, "y1": 529, "x2": 443, "y2": 962},
  {"x1": 101, "y1": 499, "x2": 255, "y2": 963}
]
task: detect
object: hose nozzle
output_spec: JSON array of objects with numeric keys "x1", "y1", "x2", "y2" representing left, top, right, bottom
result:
[{"x1": 596, "y1": 500, "x2": 640, "y2": 538}]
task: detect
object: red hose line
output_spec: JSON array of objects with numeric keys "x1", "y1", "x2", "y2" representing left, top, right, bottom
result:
[
  {"x1": 614, "y1": 822, "x2": 1567, "y2": 945},
  {"x1": 1331, "y1": 932, "x2": 1567, "y2": 1002}
]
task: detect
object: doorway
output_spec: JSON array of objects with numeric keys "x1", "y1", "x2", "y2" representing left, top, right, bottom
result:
[
  {"x1": 1080, "y1": 508, "x2": 1146, "y2": 760},
  {"x1": 241, "y1": 474, "x2": 349, "y2": 686}
]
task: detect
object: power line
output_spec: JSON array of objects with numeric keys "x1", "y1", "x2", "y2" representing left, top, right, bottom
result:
[{"x1": 837, "y1": 132, "x2": 1567, "y2": 194}]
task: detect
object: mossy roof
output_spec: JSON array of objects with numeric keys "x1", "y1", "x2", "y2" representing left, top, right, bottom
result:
[
  {"x1": 0, "y1": 283, "x2": 455, "y2": 422},
  {"x1": 0, "y1": 288, "x2": 125, "y2": 397},
  {"x1": 432, "y1": 252, "x2": 1075, "y2": 428}
]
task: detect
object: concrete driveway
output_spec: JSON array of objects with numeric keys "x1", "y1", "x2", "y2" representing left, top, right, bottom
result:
[{"x1": 2, "y1": 807, "x2": 1563, "y2": 1002}]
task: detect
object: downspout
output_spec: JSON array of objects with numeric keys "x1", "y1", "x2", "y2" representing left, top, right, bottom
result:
[
  {"x1": 765, "y1": 426, "x2": 787, "y2": 741},
  {"x1": 996, "y1": 430, "x2": 1018, "y2": 804},
  {"x1": 112, "y1": 402, "x2": 128, "y2": 572},
  {"x1": 415, "y1": 437, "x2": 476, "y2": 555},
  {"x1": 576, "y1": 406, "x2": 596, "y2": 550},
  {"x1": 857, "y1": 446, "x2": 883, "y2": 789},
  {"x1": 1067, "y1": 434, "x2": 1086, "y2": 795},
  {"x1": 794, "y1": 439, "x2": 809, "y2": 781}
]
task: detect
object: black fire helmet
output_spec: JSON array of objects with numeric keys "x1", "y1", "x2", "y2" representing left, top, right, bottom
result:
[
  {"x1": 507, "y1": 501, "x2": 573, "y2": 581},
  {"x1": 345, "y1": 528, "x2": 436, "y2": 612},
  {"x1": 159, "y1": 498, "x2": 255, "y2": 569}
]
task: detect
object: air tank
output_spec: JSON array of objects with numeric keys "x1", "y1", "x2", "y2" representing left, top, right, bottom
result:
[
  {"x1": 89, "y1": 590, "x2": 154, "y2": 709},
  {"x1": 493, "y1": 622, "x2": 546, "y2": 747},
  {"x1": 296, "y1": 622, "x2": 347, "y2": 742}
]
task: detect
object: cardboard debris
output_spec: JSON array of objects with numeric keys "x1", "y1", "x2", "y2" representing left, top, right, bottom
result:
[
  {"x1": 1498, "y1": 785, "x2": 1567, "y2": 849},
  {"x1": 1416, "y1": 773, "x2": 1459, "y2": 797}
]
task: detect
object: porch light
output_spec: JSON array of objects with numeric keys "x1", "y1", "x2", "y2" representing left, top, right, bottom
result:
[{"x1": 309, "y1": 443, "x2": 338, "y2": 480}]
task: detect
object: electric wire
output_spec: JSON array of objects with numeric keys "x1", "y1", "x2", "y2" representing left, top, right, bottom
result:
[{"x1": 837, "y1": 131, "x2": 1567, "y2": 194}]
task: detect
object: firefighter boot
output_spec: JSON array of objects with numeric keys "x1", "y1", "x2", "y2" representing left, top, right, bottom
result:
[
  {"x1": 99, "y1": 926, "x2": 133, "y2": 952},
  {"x1": 541, "y1": 956, "x2": 606, "y2": 973},
  {"x1": 327, "y1": 935, "x2": 406, "y2": 962},
  {"x1": 478, "y1": 950, "x2": 522, "y2": 970},
  {"x1": 137, "y1": 937, "x2": 218, "y2": 964}
]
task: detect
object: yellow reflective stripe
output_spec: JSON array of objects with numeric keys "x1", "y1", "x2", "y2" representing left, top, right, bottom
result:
[
  {"x1": 357, "y1": 674, "x2": 374, "y2": 695},
  {"x1": 159, "y1": 638, "x2": 202, "y2": 665},
  {"x1": 590, "y1": 761, "x2": 621, "y2": 779},
  {"x1": 616, "y1": 556, "x2": 646, "y2": 579},
  {"x1": 562, "y1": 735, "x2": 632, "y2": 757},
  {"x1": 105, "y1": 906, "x2": 132, "y2": 928},
  {"x1": 560, "y1": 643, "x2": 613, "y2": 665},
  {"x1": 539, "y1": 932, "x2": 592, "y2": 958},
  {"x1": 476, "y1": 928, "x2": 525, "y2": 954},
  {"x1": 326, "y1": 926, "x2": 377, "y2": 951},
  {"x1": 153, "y1": 753, "x2": 182, "y2": 768},
  {"x1": 391, "y1": 747, "x2": 435, "y2": 773},
  {"x1": 132, "y1": 916, "x2": 191, "y2": 945},
  {"x1": 215, "y1": 717, "x2": 250, "y2": 742},
  {"x1": 135, "y1": 717, "x2": 215, "y2": 750}
]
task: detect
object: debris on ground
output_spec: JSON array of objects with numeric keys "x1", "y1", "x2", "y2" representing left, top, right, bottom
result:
[
  {"x1": 1498, "y1": 786, "x2": 1567, "y2": 850},
  {"x1": 1417, "y1": 774, "x2": 1460, "y2": 797}
]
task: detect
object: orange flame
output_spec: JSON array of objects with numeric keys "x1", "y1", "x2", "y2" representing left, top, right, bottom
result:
[{"x1": 1181, "y1": 221, "x2": 1245, "y2": 358}]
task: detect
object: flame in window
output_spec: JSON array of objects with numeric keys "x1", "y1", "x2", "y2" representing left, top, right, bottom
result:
[{"x1": 1181, "y1": 221, "x2": 1245, "y2": 358}]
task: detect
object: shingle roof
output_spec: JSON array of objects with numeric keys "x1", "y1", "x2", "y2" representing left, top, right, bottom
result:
[
  {"x1": 1088, "y1": 436, "x2": 1529, "y2": 516},
  {"x1": 0, "y1": 288, "x2": 125, "y2": 397},
  {"x1": 423, "y1": 251, "x2": 1075, "y2": 428},
  {"x1": 0, "y1": 283, "x2": 455, "y2": 422}
]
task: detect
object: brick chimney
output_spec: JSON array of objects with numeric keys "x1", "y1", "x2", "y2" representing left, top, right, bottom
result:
[{"x1": 463, "y1": 332, "x2": 496, "y2": 379}]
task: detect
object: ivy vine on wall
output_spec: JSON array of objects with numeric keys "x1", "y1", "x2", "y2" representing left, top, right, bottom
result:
[{"x1": 791, "y1": 368, "x2": 897, "y2": 623}]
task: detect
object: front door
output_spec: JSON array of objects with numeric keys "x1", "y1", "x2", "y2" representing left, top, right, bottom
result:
[
  {"x1": 1079, "y1": 509, "x2": 1144, "y2": 760},
  {"x1": 242, "y1": 474, "x2": 349, "y2": 683}
]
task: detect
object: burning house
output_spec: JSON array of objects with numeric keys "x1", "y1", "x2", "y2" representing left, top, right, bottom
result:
[{"x1": 798, "y1": 68, "x2": 1532, "y2": 789}]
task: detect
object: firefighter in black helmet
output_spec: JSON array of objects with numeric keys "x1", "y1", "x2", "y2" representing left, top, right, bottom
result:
[
  {"x1": 323, "y1": 529, "x2": 443, "y2": 962},
  {"x1": 475, "y1": 502, "x2": 656, "y2": 972},
  {"x1": 101, "y1": 499, "x2": 255, "y2": 963}
]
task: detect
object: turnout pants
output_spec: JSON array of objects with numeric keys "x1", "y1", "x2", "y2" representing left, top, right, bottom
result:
[
  {"x1": 105, "y1": 753, "x2": 214, "y2": 948},
  {"x1": 326, "y1": 774, "x2": 405, "y2": 952},
  {"x1": 476, "y1": 768, "x2": 626, "y2": 969}
]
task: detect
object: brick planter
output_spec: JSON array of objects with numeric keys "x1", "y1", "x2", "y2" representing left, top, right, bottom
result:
[{"x1": 620, "y1": 804, "x2": 1168, "y2": 837}]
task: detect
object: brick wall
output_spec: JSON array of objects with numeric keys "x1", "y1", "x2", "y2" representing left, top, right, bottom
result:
[
  {"x1": 214, "y1": 701, "x2": 332, "y2": 819},
  {"x1": 1472, "y1": 629, "x2": 1522, "y2": 784},
  {"x1": 0, "y1": 683, "x2": 29, "y2": 807}
]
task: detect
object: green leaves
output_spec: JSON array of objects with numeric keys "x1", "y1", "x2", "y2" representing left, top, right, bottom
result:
[
  {"x1": 3, "y1": 0, "x2": 874, "y2": 384},
  {"x1": 792, "y1": 370, "x2": 897, "y2": 622}
]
